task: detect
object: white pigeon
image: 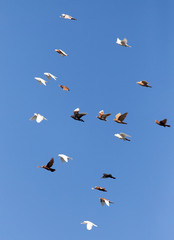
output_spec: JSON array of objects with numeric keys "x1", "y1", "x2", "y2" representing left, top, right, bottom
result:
[
  {"x1": 58, "y1": 154, "x2": 72, "y2": 163},
  {"x1": 55, "y1": 49, "x2": 68, "y2": 57},
  {"x1": 114, "y1": 133, "x2": 131, "y2": 141},
  {"x1": 44, "y1": 73, "x2": 57, "y2": 81},
  {"x1": 81, "y1": 221, "x2": 98, "y2": 230},
  {"x1": 35, "y1": 77, "x2": 47, "y2": 86},
  {"x1": 60, "y1": 14, "x2": 77, "y2": 20},
  {"x1": 116, "y1": 38, "x2": 131, "y2": 47},
  {"x1": 30, "y1": 113, "x2": 47, "y2": 123}
]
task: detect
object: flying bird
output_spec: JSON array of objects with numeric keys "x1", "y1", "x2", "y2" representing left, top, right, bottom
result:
[
  {"x1": 100, "y1": 198, "x2": 114, "y2": 207},
  {"x1": 114, "y1": 112, "x2": 128, "y2": 124},
  {"x1": 59, "y1": 85, "x2": 70, "y2": 91},
  {"x1": 35, "y1": 77, "x2": 47, "y2": 86},
  {"x1": 60, "y1": 13, "x2": 77, "y2": 20},
  {"x1": 58, "y1": 154, "x2": 72, "y2": 163},
  {"x1": 55, "y1": 49, "x2": 68, "y2": 57},
  {"x1": 81, "y1": 221, "x2": 97, "y2": 230},
  {"x1": 92, "y1": 186, "x2": 107, "y2": 192},
  {"x1": 155, "y1": 119, "x2": 170, "y2": 127},
  {"x1": 114, "y1": 133, "x2": 131, "y2": 141},
  {"x1": 44, "y1": 73, "x2": 57, "y2": 80},
  {"x1": 137, "y1": 80, "x2": 152, "y2": 88},
  {"x1": 116, "y1": 38, "x2": 131, "y2": 47},
  {"x1": 101, "y1": 173, "x2": 116, "y2": 179},
  {"x1": 70, "y1": 108, "x2": 87, "y2": 122},
  {"x1": 30, "y1": 113, "x2": 47, "y2": 123},
  {"x1": 37, "y1": 158, "x2": 55, "y2": 172},
  {"x1": 97, "y1": 110, "x2": 111, "y2": 121}
]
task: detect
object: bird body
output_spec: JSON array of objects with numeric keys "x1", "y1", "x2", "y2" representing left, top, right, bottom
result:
[
  {"x1": 35, "y1": 77, "x2": 47, "y2": 86},
  {"x1": 116, "y1": 38, "x2": 131, "y2": 47},
  {"x1": 137, "y1": 80, "x2": 152, "y2": 88},
  {"x1": 81, "y1": 221, "x2": 97, "y2": 230},
  {"x1": 92, "y1": 186, "x2": 107, "y2": 192},
  {"x1": 100, "y1": 198, "x2": 114, "y2": 207},
  {"x1": 58, "y1": 154, "x2": 72, "y2": 163},
  {"x1": 30, "y1": 113, "x2": 47, "y2": 123},
  {"x1": 60, "y1": 14, "x2": 77, "y2": 20},
  {"x1": 155, "y1": 119, "x2": 170, "y2": 127},
  {"x1": 55, "y1": 49, "x2": 68, "y2": 57},
  {"x1": 71, "y1": 108, "x2": 87, "y2": 122},
  {"x1": 37, "y1": 158, "x2": 55, "y2": 172},
  {"x1": 59, "y1": 85, "x2": 70, "y2": 91},
  {"x1": 114, "y1": 112, "x2": 128, "y2": 124},
  {"x1": 114, "y1": 133, "x2": 131, "y2": 141},
  {"x1": 44, "y1": 73, "x2": 57, "y2": 80},
  {"x1": 101, "y1": 173, "x2": 116, "y2": 179},
  {"x1": 97, "y1": 110, "x2": 111, "y2": 121}
]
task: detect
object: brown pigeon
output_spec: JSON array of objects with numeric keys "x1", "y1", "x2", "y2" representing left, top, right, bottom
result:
[
  {"x1": 59, "y1": 85, "x2": 70, "y2": 91},
  {"x1": 155, "y1": 119, "x2": 170, "y2": 127},
  {"x1": 137, "y1": 81, "x2": 152, "y2": 88},
  {"x1": 97, "y1": 110, "x2": 111, "y2": 121},
  {"x1": 92, "y1": 186, "x2": 107, "y2": 192},
  {"x1": 101, "y1": 173, "x2": 116, "y2": 179},
  {"x1": 71, "y1": 108, "x2": 87, "y2": 122},
  {"x1": 100, "y1": 198, "x2": 114, "y2": 207},
  {"x1": 114, "y1": 112, "x2": 128, "y2": 124},
  {"x1": 37, "y1": 158, "x2": 55, "y2": 172}
]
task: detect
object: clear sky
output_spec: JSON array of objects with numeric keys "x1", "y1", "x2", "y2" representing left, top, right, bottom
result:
[{"x1": 0, "y1": 0, "x2": 174, "y2": 239}]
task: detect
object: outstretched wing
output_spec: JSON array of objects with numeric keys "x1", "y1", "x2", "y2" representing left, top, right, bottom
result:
[
  {"x1": 30, "y1": 115, "x2": 37, "y2": 121},
  {"x1": 102, "y1": 113, "x2": 111, "y2": 119},
  {"x1": 100, "y1": 198, "x2": 105, "y2": 206},
  {"x1": 160, "y1": 119, "x2": 167, "y2": 124},
  {"x1": 141, "y1": 80, "x2": 149, "y2": 84},
  {"x1": 119, "y1": 112, "x2": 128, "y2": 121},
  {"x1": 46, "y1": 158, "x2": 54, "y2": 168},
  {"x1": 78, "y1": 113, "x2": 87, "y2": 118}
]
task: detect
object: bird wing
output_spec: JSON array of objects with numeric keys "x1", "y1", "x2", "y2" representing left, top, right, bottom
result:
[
  {"x1": 103, "y1": 113, "x2": 111, "y2": 119},
  {"x1": 120, "y1": 133, "x2": 131, "y2": 138},
  {"x1": 46, "y1": 158, "x2": 54, "y2": 168},
  {"x1": 115, "y1": 113, "x2": 121, "y2": 120},
  {"x1": 78, "y1": 113, "x2": 87, "y2": 118},
  {"x1": 29, "y1": 115, "x2": 37, "y2": 121},
  {"x1": 50, "y1": 74, "x2": 56, "y2": 80},
  {"x1": 121, "y1": 38, "x2": 127, "y2": 44},
  {"x1": 100, "y1": 199, "x2": 105, "y2": 206},
  {"x1": 119, "y1": 112, "x2": 128, "y2": 121},
  {"x1": 141, "y1": 80, "x2": 149, "y2": 84},
  {"x1": 160, "y1": 119, "x2": 167, "y2": 124},
  {"x1": 105, "y1": 200, "x2": 110, "y2": 207}
]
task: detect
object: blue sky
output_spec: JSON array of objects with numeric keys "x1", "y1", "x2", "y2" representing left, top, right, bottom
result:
[{"x1": 0, "y1": 0, "x2": 174, "y2": 239}]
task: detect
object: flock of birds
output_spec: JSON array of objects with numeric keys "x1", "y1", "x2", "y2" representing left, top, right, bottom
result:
[{"x1": 30, "y1": 13, "x2": 171, "y2": 231}]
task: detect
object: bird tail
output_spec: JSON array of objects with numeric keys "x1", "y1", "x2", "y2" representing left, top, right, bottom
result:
[
  {"x1": 71, "y1": 18, "x2": 77, "y2": 20},
  {"x1": 166, "y1": 124, "x2": 171, "y2": 127},
  {"x1": 125, "y1": 138, "x2": 130, "y2": 141},
  {"x1": 148, "y1": 86, "x2": 152, "y2": 88},
  {"x1": 112, "y1": 176, "x2": 116, "y2": 179},
  {"x1": 109, "y1": 201, "x2": 114, "y2": 204},
  {"x1": 50, "y1": 169, "x2": 56, "y2": 172}
]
